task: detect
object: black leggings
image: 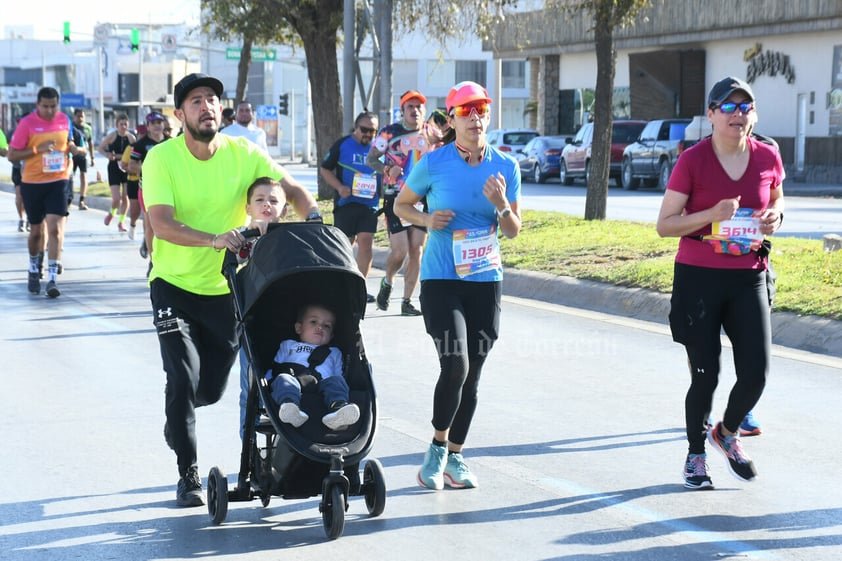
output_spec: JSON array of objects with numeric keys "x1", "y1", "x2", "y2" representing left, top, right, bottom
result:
[
  {"x1": 150, "y1": 279, "x2": 240, "y2": 475},
  {"x1": 420, "y1": 279, "x2": 501, "y2": 446},
  {"x1": 670, "y1": 263, "x2": 770, "y2": 454}
]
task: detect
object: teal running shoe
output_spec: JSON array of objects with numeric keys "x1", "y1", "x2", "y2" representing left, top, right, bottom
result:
[
  {"x1": 444, "y1": 452, "x2": 479, "y2": 489},
  {"x1": 417, "y1": 443, "x2": 447, "y2": 490}
]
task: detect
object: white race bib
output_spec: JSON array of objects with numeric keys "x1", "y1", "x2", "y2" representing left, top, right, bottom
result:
[
  {"x1": 351, "y1": 173, "x2": 377, "y2": 199},
  {"x1": 452, "y1": 225, "x2": 501, "y2": 278},
  {"x1": 712, "y1": 208, "x2": 763, "y2": 242},
  {"x1": 42, "y1": 151, "x2": 66, "y2": 174}
]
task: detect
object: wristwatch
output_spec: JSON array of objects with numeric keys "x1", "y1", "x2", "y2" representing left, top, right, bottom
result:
[
  {"x1": 497, "y1": 206, "x2": 512, "y2": 218},
  {"x1": 306, "y1": 211, "x2": 323, "y2": 223}
]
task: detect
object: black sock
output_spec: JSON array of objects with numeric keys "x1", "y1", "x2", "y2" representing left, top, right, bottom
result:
[{"x1": 432, "y1": 438, "x2": 446, "y2": 447}]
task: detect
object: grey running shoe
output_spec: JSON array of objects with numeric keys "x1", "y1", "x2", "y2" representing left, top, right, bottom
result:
[
  {"x1": 45, "y1": 280, "x2": 61, "y2": 298},
  {"x1": 176, "y1": 466, "x2": 205, "y2": 507},
  {"x1": 27, "y1": 272, "x2": 41, "y2": 295},
  {"x1": 401, "y1": 299, "x2": 422, "y2": 316},
  {"x1": 18, "y1": 220, "x2": 25, "y2": 232},
  {"x1": 376, "y1": 278, "x2": 392, "y2": 311}
]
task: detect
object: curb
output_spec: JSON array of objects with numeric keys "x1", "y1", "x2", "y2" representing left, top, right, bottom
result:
[
  {"x1": 4, "y1": 181, "x2": 839, "y2": 359},
  {"x1": 371, "y1": 247, "x2": 842, "y2": 360}
]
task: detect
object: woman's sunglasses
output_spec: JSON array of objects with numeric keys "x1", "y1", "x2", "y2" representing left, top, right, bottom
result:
[
  {"x1": 450, "y1": 103, "x2": 490, "y2": 118},
  {"x1": 710, "y1": 101, "x2": 754, "y2": 114}
]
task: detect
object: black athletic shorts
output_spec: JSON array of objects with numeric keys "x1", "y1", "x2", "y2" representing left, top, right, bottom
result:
[
  {"x1": 383, "y1": 194, "x2": 428, "y2": 235},
  {"x1": 20, "y1": 180, "x2": 68, "y2": 224},
  {"x1": 333, "y1": 202, "x2": 378, "y2": 237},
  {"x1": 72, "y1": 154, "x2": 88, "y2": 174},
  {"x1": 127, "y1": 180, "x2": 140, "y2": 200}
]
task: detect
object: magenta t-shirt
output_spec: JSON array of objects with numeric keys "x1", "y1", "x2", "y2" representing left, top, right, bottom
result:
[{"x1": 667, "y1": 137, "x2": 783, "y2": 270}]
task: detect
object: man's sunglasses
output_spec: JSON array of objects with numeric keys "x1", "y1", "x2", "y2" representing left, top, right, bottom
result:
[
  {"x1": 358, "y1": 126, "x2": 377, "y2": 134},
  {"x1": 450, "y1": 102, "x2": 491, "y2": 118},
  {"x1": 710, "y1": 101, "x2": 754, "y2": 114}
]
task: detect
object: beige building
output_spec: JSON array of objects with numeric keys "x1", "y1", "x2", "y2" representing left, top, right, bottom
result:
[{"x1": 485, "y1": 0, "x2": 842, "y2": 181}]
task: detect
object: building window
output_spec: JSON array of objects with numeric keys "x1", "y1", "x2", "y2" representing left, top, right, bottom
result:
[
  {"x1": 455, "y1": 60, "x2": 487, "y2": 85},
  {"x1": 502, "y1": 60, "x2": 526, "y2": 89}
]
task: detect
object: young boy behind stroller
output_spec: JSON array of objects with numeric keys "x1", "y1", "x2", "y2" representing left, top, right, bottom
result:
[{"x1": 267, "y1": 304, "x2": 361, "y2": 430}]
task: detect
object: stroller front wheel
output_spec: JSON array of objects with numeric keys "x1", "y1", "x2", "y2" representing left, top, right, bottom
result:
[
  {"x1": 207, "y1": 466, "x2": 229, "y2": 525},
  {"x1": 363, "y1": 458, "x2": 386, "y2": 517},
  {"x1": 321, "y1": 484, "x2": 346, "y2": 539}
]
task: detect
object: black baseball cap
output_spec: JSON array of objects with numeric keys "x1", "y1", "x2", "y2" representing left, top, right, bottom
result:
[
  {"x1": 708, "y1": 76, "x2": 755, "y2": 107},
  {"x1": 173, "y1": 73, "x2": 224, "y2": 108}
]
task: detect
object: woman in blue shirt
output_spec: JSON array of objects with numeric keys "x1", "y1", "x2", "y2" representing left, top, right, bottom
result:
[{"x1": 395, "y1": 81, "x2": 522, "y2": 490}]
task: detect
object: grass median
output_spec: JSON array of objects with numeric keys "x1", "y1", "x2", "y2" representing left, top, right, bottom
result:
[{"x1": 83, "y1": 182, "x2": 842, "y2": 321}]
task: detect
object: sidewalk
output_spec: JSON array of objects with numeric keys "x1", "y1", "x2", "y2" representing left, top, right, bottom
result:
[{"x1": 2, "y1": 179, "x2": 840, "y2": 359}]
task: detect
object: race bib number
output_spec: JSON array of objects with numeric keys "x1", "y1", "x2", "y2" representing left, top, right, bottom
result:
[
  {"x1": 42, "y1": 151, "x2": 66, "y2": 174},
  {"x1": 399, "y1": 201, "x2": 423, "y2": 227},
  {"x1": 706, "y1": 208, "x2": 764, "y2": 255},
  {"x1": 351, "y1": 173, "x2": 377, "y2": 199},
  {"x1": 712, "y1": 208, "x2": 763, "y2": 241},
  {"x1": 452, "y1": 225, "x2": 501, "y2": 278}
]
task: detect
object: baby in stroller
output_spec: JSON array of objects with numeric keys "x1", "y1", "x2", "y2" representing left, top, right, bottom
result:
[{"x1": 267, "y1": 303, "x2": 361, "y2": 430}]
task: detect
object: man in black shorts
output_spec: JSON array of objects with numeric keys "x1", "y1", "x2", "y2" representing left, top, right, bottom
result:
[{"x1": 320, "y1": 111, "x2": 380, "y2": 301}]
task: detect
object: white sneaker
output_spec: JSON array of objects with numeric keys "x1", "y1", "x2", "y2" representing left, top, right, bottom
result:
[
  {"x1": 279, "y1": 402, "x2": 308, "y2": 427},
  {"x1": 322, "y1": 403, "x2": 360, "y2": 430},
  {"x1": 128, "y1": 225, "x2": 136, "y2": 240}
]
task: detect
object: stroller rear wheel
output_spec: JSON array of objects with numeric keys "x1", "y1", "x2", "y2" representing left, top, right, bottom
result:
[
  {"x1": 207, "y1": 466, "x2": 229, "y2": 525},
  {"x1": 321, "y1": 484, "x2": 346, "y2": 539},
  {"x1": 363, "y1": 459, "x2": 386, "y2": 516}
]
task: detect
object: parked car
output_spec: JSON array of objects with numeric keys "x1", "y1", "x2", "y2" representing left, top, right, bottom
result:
[
  {"x1": 486, "y1": 128, "x2": 540, "y2": 154},
  {"x1": 682, "y1": 114, "x2": 780, "y2": 158},
  {"x1": 559, "y1": 120, "x2": 647, "y2": 185},
  {"x1": 680, "y1": 114, "x2": 713, "y2": 152},
  {"x1": 620, "y1": 118, "x2": 692, "y2": 191},
  {"x1": 517, "y1": 135, "x2": 566, "y2": 183}
]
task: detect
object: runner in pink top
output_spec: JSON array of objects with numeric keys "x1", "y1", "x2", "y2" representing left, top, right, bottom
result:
[{"x1": 8, "y1": 87, "x2": 83, "y2": 298}]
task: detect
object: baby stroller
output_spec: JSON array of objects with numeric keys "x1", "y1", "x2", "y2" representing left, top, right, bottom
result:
[{"x1": 207, "y1": 222, "x2": 386, "y2": 539}]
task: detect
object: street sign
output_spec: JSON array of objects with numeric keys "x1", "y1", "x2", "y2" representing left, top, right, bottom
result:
[
  {"x1": 161, "y1": 34, "x2": 177, "y2": 51},
  {"x1": 225, "y1": 47, "x2": 277, "y2": 62},
  {"x1": 60, "y1": 93, "x2": 86, "y2": 108},
  {"x1": 256, "y1": 105, "x2": 277, "y2": 120}
]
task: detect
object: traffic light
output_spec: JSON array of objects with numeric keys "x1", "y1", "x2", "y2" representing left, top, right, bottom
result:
[
  {"x1": 130, "y1": 29, "x2": 139, "y2": 52},
  {"x1": 63, "y1": 21, "x2": 71, "y2": 44},
  {"x1": 278, "y1": 93, "x2": 289, "y2": 116}
]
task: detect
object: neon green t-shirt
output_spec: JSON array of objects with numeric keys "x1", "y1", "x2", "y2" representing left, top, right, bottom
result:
[
  {"x1": 142, "y1": 134, "x2": 287, "y2": 295},
  {"x1": 0, "y1": 129, "x2": 8, "y2": 151}
]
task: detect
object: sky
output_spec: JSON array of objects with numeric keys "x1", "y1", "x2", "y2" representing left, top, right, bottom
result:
[{"x1": 3, "y1": 1, "x2": 200, "y2": 40}]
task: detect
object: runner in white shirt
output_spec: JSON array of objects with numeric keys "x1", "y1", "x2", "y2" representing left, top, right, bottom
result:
[{"x1": 221, "y1": 100, "x2": 269, "y2": 153}]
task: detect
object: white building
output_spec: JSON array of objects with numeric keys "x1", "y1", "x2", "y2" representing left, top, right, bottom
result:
[{"x1": 0, "y1": 21, "x2": 534, "y2": 160}]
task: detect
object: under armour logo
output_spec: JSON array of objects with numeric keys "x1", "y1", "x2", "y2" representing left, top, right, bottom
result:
[{"x1": 157, "y1": 307, "x2": 173, "y2": 319}]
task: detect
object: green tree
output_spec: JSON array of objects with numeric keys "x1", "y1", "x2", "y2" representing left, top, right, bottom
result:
[
  {"x1": 572, "y1": 0, "x2": 652, "y2": 220},
  {"x1": 200, "y1": 0, "x2": 516, "y2": 199},
  {"x1": 201, "y1": 0, "x2": 298, "y2": 103},
  {"x1": 202, "y1": 0, "x2": 342, "y2": 199}
]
